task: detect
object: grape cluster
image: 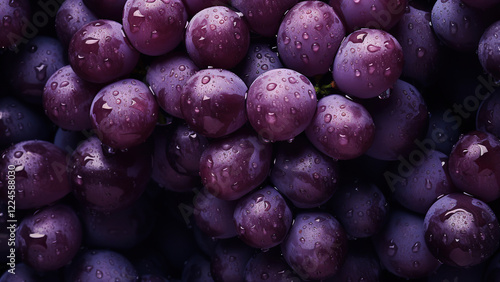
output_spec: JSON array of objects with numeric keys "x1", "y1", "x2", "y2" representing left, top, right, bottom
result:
[{"x1": 2, "y1": 0, "x2": 500, "y2": 281}]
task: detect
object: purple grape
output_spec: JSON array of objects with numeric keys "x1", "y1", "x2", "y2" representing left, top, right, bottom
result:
[
  {"x1": 281, "y1": 212, "x2": 348, "y2": 280},
  {"x1": 246, "y1": 68, "x2": 317, "y2": 142},
  {"x1": 70, "y1": 136, "x2": 152, "y2": 212},
  {"x1": 235, "y1": 42, "x2": 283, "y2": 88},
  {"x1": 423, "y1": 193, "x2": 500, "y2": 267},
  {"x1": 326, "y1": 240, "x2": 382, "y2": 282},
  {"x1": 477, "y1": 88, "x2": 500, "y2": 138},
  {"x1": 393, "y1": 5, "x2": 444, "y2": 87},
  {"x1": 166, "y1": 122, "x2": 209, "y2": 176},
  {"x1": 448, "y1": 130, "x2": 500, "y2": 202},
  {"x1": 182, "y1": 0, "x2": 229, "y2": 17},
  {"x1": 193, "y1": 187, "x2": 238, "y2": 239},
  {"x1": 389, "y1": 150, "x2": 456, "y2": 214},
  {"x1": 0, "y1": 263, "x2": 38, "y2": 282},
  {"x1": 42, "y1": 65, "x2": 101, "y2": 131},
  {"x1": 17, "y1": 204, "x2": 82, "y2": 272},
  {"x1": 151, "y1": 126, "x2": 201, "y2": 193},
  {"x1": 68, "y1": 20, "x2": 140, "y2": 84},
  {"x1": 199, "y1": 127, "x2": 273, "y2": 201},
  {"x1": 363, "y1": 79, "x2": 429, "y2": 161},
  {"x1": 80, "y1": 195, "x2": 156, "y2": 250},
  {"x1": 332, "y1": 28, "x2": 404, "y2": 99},
  {"x1": 82, "y1": 0, "x2": 127, "y2": 21},
  {"x1": 184, "y1": 6, "x2": 250, "y2": 69},
  {"x1": 210, "y1": 238, "x2": 255, "y2": 282},
  {"x1": 244, "y1": 248, "x2": 301, "y2": 282},
  {"x1": 277, "y1": 1, "x2": 346, "y2": 76},
  {"x1": 182, "y1": 254, "x2": 214, "y2": 282},
  {"x1": 305, "y1": 94, "x2": 375, "y2": 160},
  {"x1": 331, "y1": 0, "x2": 408, "y2": 31},
  {"x1": 0, "y1": 0, "x2": 31, "y2": 51},
  {"x1": 11, "y1": 36, "x2": 65, "y2": 103},
  {"x1": 431, "y1": 0, "x2": 488, "y2": 52},
  {"x1": 479, "y1": 20, "x2": 500, "y2": 81},
  {"x1": 0, "y1": 96, "x2": 53, "y2": 150},
  {"x1": 146, "y1": 52, "x2": 199, "y2": 119},
  {"x1": 122, "y1": 0, "x2": 188, "y2": 56},
  {"x1": 180, "y1": 69, "x2": 247, "y2": 138},
  {"x1": 66, "y1": 249, "x2": 138, "y2": 281},
  {"x1": 233, "y1": 186, "x2": 293, "y2": 249},
  {"x1": 55, "y1": 0, "x2": 98, "y2": 48},
  {"x1": 269, "y1": 135, "x2": 339, "y2": 209},
  {"x1": 90, "y1": 78, "x2": 159, "y2": 150},
  {"x1": 0, "y1": 140, "x2": 71, "y2": 210},
  {"x1": 231, "y1": 0, "x2": 297, "y2": 37},
  {"x1": 329, "y1": 180, "x2": 388, "y2": 239},
  {"x1": 372, "y1": 209, "x2": 441, "y2": 279},
  {"x1": 462, "y1": 0, "x2": 500, "y2": 9}
]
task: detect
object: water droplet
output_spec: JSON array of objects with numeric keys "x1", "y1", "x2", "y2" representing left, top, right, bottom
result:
[
  {"x1": 266, "y1": 112, "x2": 277, "y2": 124},
  {"x1": 302, "y1": 32, "x2": 309, "y2": 40},
  {"x1": 416, "y1": 47, "x2": 426, "y2": 58},
  {"x1": 300, "y1": 237, "x2": 305, "y2": 243},
  {"x1": 267, "y1": 83, "x2": 277, "y2": 91},
  {"x1": 425, "y1": 179, "x2": 432, "y2": 189},
  {"x1": 96, "y1": 270, "x2": 103, "y2": 279},
  {"x1": 412, "y1": 242, "x2": 421, "y2": 253},
  {"x1": 324, "y1": 114, "x2": 332, "y2": 123},
  {"x1": 201, "y1": 76, "x2": 210, "y2": 84},
  {"x1": 367, "y1": 44, "x2": 381, "y2": 52},
  {"x1": 368, "y1": 63, "x2": 376, "y2": 74},
  {"x1": 355, "y1": 69, "x2": 361, "y2": 77},
  {"x1": 312, "y1": 43, "x2": 320, "y2": 52},
  {"x1": 295, "y1": 41, "x2": 302, "y2": 49},
  {"x1": 450, "y1": 21, "x2": 458, "y2": 34},
  {"x1": 388, "y1": 240, "x2": 398, "y2": 256}
]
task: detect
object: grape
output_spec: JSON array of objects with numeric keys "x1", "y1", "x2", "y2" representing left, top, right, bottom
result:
[
  {"x1": 305, "y1": 94, "x2": 375, "y2": 160},
  {"x1": 82, "y1": 0, "x2": 127, "y2": 21},
  {"x1": 393, "y1": 5, "x2": 444, "y2": 87},
  {"x1": 183, "y1": 0, "x2": 230, "y2": 17},
  {"x1": 372, "y1": 209, "x2": 441, "y2": 279},
  {"x1": 182, "y1": 254, "x2": 214, "y2": 282},
  {"x1": 66, "y1": 249, "x2": 138, "y2": 281},
  {"x1": 0, "y1": 0, "x2": 31, "y2": 51},
  {"x1": 122, "y1": 0, "x2": 188, "y2": 56},
  {"x1": 70, "y1": 136, "x2": 152, "y2": 212},
  {"x1": 332, "y1": 28, "x2": 404, "y2": 99},
  {"x1": 68, "y1": 20, "x2": 140, "y2": 84},
  {"x1": 0, "y1": 96, "x2": 53, "y2": 150},
  {"x1": 199, "y1": 127, "x2": 273, "y2": 201},
  {"x1": 281, "y1": 212, "x2": 348, "y2": 280},
  {"x1": 0, "y1": 140, "x2": 71, "y2": 210},
  {"x1": 326, "y1": 240, "x2": 382, "y2": 282},
  {"x1": 477, "y1": 88, "x2": 500, "y2": 138},
  {"x1": 80, "y1": 195, "x2": 156, "y2": 250},
  {"x1": 331, "y1": 0, "x2": 408, "y2": 32},
  {"x1": 246, "y1": 68, "x2": 317, "y2": 142},
  {"x1": 11, "y1": 36, "x2": 65, "y2": 103},
  {"x1": 448, "y1": 130, "x2": 500, "y2": 202},
  {"x1": 363, "y1": 79, "x2": 429, "y2": 161},
  {"x1": 146, "y1": 52, "x2": 199, "y2": 119},
  {"x1": 210, "y1": 238, "x2": 255, "y2": 282},
  {"x1": 184, "y1": 6, "x2": 250, "y2": 69},
  {"x1": 42, "y1": 65, "x2": 101, "y2": 131},
  {"x1": 180, "y1": 69, "x2": 247, "y2": 138},
  {"x1": 431, "y1": 0, "x2": 488, "y2": 52},
  {"x1": 479, "y1": 20, "x2": 500, "y2": 81},
  {"x1": 55, "y1": 0, "x2": 98, "y2": 48},
  {"x1": 231, "y1": 0, "x2": 297, "y2": 38},
  {"x1": 17, "y1": 204, "x2": 82, "y2": 272},
  {"x1": 233, "y1": 186, "x2": 293, "y2": 249},
  {"x1": 235, "y1": 42, "x2": 283, "y2": 88},
  {"x1": 166, "y1": 122, "x2": 209, "y2": 176},
  {"x1": 389, "y1": 150, "x2": 456, "y2": 214},
  {"x1": 269, "y1": 135, "x2": 339, "y2": 209},
  {"x1": 90, "y1": 78, "x2": 158, "y2": 150},
  {"x1": 193, "y1": 187, "x2": 238, "y2": 239},
  {"x1": 423, "y1": 193, "x2": 500, "y2": 267},
  {"x1": 328, "y1": 179, "x2": 388, "y2": 239},
  {"x1": 244, "y1": 248, "x2": 301, "y2": 282},
  {"x1": 277, "y1": 1, "x2": 345, "y2": 77},
  {"x1": 0, "y1": 263, "x2": 38, "y2": 282},
  {"x1": 151, "y1": 126, "x2": 201, "y2": 193}
]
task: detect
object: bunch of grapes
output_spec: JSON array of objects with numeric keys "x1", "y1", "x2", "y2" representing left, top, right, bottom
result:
[{"x1": 2, "y1": 0, "x2": 500, "y2": 281}]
